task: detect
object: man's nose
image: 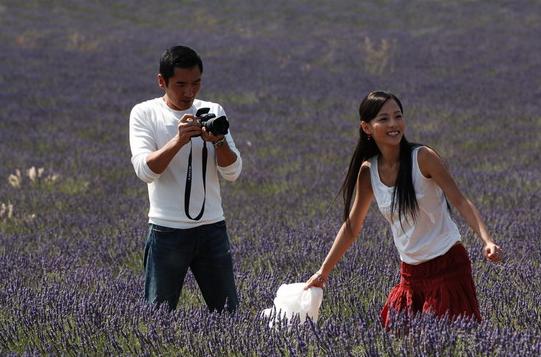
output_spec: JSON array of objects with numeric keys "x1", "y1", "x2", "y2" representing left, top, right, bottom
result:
[{"x1": 184, "y1": 86, "x2": 195, "y2": 97}]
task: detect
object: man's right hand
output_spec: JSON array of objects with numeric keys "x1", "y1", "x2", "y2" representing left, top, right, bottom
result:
[
  {"x1": 176, "y1": 114, "x2": 202, "y2": 147},
  {"x1": 146, "y1": 114, "x2": 203, "y2": 175}
]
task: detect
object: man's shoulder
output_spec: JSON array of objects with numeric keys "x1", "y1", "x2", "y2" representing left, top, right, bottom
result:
[
  {"x1": 132, "y1": 97, "x2": 162, "y2": 113},
  {"x1": 129, "y1": 98, "x2": 162, "y2": 130}
]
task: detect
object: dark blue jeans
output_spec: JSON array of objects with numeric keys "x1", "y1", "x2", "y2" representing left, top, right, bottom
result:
[{"x1": 143, "y1": 220, "x2": 238, "y2": 312}]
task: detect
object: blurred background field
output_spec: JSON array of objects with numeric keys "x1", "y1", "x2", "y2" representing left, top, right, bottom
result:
[{"x1": 1, "y1": 0, "x2": 540, "y2": 355}]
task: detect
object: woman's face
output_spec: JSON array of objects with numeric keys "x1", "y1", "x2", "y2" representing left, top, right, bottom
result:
[{"x1": 362, "y1": 99, "x2": 405, "y2": 146}]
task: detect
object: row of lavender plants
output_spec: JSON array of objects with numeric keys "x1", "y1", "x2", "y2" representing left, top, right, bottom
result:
[{"x1": 1, "y1": 0, "x2": 540, "y2": 355}]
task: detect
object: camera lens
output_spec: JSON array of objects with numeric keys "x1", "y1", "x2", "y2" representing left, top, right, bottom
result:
[{"x1": 204, "y1": 116, "x2": 229, "y2": 136}]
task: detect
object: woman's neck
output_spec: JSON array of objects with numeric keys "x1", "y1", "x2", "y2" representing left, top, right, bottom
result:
[{"x1": 377, "y1": 144, "x2": 400, "y2": 167}]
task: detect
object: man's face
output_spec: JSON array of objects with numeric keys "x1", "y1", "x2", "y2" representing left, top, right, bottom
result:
[{"x1": 159, "y1": 66, "x2": 202, "y2": 111}]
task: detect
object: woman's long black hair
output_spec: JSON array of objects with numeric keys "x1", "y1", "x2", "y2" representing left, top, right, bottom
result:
[{"x1": 340, "y1": 90, "x2": 419, "y2": 231}]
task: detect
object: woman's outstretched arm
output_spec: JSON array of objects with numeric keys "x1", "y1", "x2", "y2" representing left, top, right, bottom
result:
[
  {"x1": 417, "y1": 146, "x2": 503, "y2": 262},
  {"x1": 305, "y1": 163, "x2": 374, "y2": 289}
]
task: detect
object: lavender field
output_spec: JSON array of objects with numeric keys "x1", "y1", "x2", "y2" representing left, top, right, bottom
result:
[{"x1": 1, "y1": 0, "x2": 540, "y2": 355}]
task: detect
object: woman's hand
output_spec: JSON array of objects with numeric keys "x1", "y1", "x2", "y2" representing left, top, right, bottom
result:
[
  {"x1": 304, "y1": 271, "x2": 328, "y2": 290},
  {"x1": 484, "y1": 242, "x2": 503, "y2": 263}
]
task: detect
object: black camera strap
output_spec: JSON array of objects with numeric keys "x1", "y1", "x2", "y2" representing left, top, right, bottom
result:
[{"x1": 184, "y1": 140, "x2": 207, "y2": 221}]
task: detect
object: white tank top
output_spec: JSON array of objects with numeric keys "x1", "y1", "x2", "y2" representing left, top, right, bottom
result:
[{"x1": 368, "y1": 146, "x2": 460, "y2": 265}]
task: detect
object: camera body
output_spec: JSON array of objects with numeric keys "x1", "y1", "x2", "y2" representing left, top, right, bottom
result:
[{"x1": 195, "y1": 107, "x2": 229, "y2": 137}]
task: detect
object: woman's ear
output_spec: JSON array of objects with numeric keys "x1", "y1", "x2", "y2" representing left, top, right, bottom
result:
[{"x1": 360, "y1": 121, "x2": 372, "y2": 136}]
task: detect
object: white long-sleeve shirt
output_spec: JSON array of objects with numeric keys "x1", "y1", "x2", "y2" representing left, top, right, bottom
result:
[{"x1": 129, "y1": 97, "x2": 242, "y2": 228}]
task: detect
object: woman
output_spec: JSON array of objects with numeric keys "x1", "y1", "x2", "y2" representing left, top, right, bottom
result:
[{"x1": 304, "y1": 90, "x2": 502, "y2": 327}]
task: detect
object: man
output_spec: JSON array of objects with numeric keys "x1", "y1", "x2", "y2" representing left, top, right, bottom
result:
[{"x1": 129, "y1": 45, "x2": 241, "y2": 312}]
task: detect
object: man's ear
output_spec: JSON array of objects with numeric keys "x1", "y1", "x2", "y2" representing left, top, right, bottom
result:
[
  {"x1": 360, "y1": 121, "x2": 372, "y2": 136},
  {"x1": 157, "y1": 74, "x2": 166, "y2": 89}
]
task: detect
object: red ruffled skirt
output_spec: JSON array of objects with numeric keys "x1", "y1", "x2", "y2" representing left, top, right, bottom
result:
[{"x1": 381, "y1": 243, "x2": 481, "y2": 328}]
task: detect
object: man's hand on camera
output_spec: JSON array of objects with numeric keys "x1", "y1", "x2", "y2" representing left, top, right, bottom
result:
[
  {"x1": 177, "y1": 114, "x2": 202, "y2": 147},
  {"x1": 201, "y1": 127, "x2": 224, "y2": 145}
]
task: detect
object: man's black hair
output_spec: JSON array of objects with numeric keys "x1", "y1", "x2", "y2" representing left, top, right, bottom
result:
[{"x1": 159, "y1": 45, "x2": 203, "y2": 86}]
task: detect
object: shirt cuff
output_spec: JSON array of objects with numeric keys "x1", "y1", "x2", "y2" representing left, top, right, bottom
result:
[
  {"x1": 132, "y1": 153, "x2": 161, "y2": 183},
  {"x1": 217, "y1": 156, "x2": 242, "y2": 181}
]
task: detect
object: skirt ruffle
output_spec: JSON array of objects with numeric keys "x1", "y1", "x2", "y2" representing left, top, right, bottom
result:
[{"x1": 381, "y1": 244, "x2": 481, "y2": 328}]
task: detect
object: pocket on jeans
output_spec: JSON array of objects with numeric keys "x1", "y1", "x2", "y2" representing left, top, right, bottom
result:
[
  {"x1": 151, "y1": 224, "x2": 177, "y2": 233},
  {"x1": 150, "y1": 225, "x2": 193, "y2": 260},
  {"x1": 149, "y1": 225, "x2": 180, "y2": 250},
  {"x1": 213, "y1": 220, "x2": 227, "y2": 229}
]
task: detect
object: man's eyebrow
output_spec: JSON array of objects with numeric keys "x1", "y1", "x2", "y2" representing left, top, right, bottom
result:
[{"x1": 175, "y1": 78, "x2": 201, "y2": 84}]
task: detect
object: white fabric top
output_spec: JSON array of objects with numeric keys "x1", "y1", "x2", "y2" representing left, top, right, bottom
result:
[
  {"x1": 129, "y1": 97, "x2": 242, "y2": 228},
  {"x1": 368, "y1": 146, "x2": 460, "y2": 264}
]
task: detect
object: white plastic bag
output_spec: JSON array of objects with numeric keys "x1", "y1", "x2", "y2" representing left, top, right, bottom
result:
[{"x1": 261, "y1": 283, "x2": 323, "y2": 327}]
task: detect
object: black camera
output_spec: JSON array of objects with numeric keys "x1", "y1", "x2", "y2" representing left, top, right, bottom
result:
[{"x1": 195, "y1": 107, "x2": 229, "y2": 136}]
